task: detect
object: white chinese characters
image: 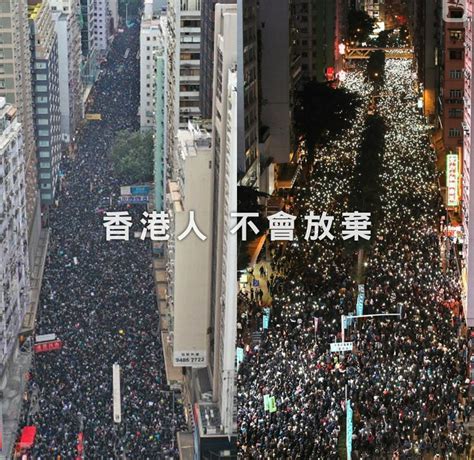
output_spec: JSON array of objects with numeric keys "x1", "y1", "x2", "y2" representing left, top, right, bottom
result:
[
  {"x1": 140, "y1": 211, "x2": 170, "y2": 241},
  {"x1": 103, "y1": 210, "x2": 372, "y2": 242},
  {"x1": 103, "y1": 211, "x2": 133, "y2": 241}
]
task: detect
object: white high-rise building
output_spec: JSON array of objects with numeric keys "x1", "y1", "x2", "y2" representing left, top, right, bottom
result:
[
  {"x1": 50, "y1": 0, "x2": 84, "y2": 143},
  {"x1": 167, "y1": 125, "x2": 214, "y2": 369},
  {"x1": 163, "y1": 3, "x2": 237, "y2": 453},
  {"x1": 94, "y1": 0, "x2": 111, "y2": 54},
  {"x1": 210, "y1": 2, "x2": 237, "y2": 438},
  {"x1": 140, "y1": 1, "x2": 167, "y2": 130},
  {"x1": 0, "y1": 100, "x2": 30, "y2": 378},
  {"x1": 166, "y1": 0, "x2": 201, "y2": 162},
  {"x1": 463, "y1": 1, "x2": 474, "y2": 326}
]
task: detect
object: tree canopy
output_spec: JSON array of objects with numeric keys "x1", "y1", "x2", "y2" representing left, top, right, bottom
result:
[
  {"x1": 110, "y1": 130, "x2": 154, "y2": 184},
  {"x1": 294, "y1": 81, "x2": 361, "y2": 165},
  {"x1": 348, "y1": 9, "x2": 375, "y2": 44}
]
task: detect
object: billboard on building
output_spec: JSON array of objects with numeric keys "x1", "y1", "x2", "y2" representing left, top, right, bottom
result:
[{"x1": 447, "y1": 153, "x2": 460, "y2": 207}]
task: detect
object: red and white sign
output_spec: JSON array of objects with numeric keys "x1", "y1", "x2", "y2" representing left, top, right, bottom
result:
[{"x1": 33, "y1": 340, "x2": 63, "y2": 353}]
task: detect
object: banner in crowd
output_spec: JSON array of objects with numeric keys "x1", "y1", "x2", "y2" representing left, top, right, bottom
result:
[
  {"x1": 236, "y1": 347, "x2": 244, "y2": 367},
  {"x1": 346, "y1": 400, "x2": 353, "y2": 460},
  {"x1": 33, "y1": 340, "x2": 63, "y2": 354},
  {"x1": 356, "y1": 284, "x2": 365, "y2": 316},
  {"x1": 263, "y1": 308, "x2": 270, "y2": 330},
  {"x1": 263, "y1": 395, "x2": 277, "y2": 413},
  {"x1": 264, "y1": 394, "x2": 270, "y2": 411}
]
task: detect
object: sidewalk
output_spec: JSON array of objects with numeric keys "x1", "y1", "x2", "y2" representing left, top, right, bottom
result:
[
  {"x1": 21, "y1": 228, "x2": 49, "y2": 335},
  {"x1": 241, "y1": 261, "x2": 273, "y2": 307}
]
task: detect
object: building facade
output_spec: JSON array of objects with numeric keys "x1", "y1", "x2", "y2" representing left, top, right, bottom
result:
[
  {"x1": 210, "y1": 3, "x2": 237, "y2": 440},
  {"x1": 154, "y1": 47, "x2": 166, "y2": 213},
  {"x1": 0, "y1": 99, "x2": 30, "y2": 379},
  {"x1": 237, "y1": 0, "x2": 259, "y2": 186},
  {"x1": 140, "y1": 1, "x2": 166, "y2": 130},
  {"x1": 199, "y1": 0, "x2": 235, "y2": 120},
  {"x1": 441, "y1": 7, "x2": 465, "y2": 152},
  {"x1": 94, "y1": 0, "x2": 111, "y2": 54},
  {"x1": 29, "y1": 1, "x2": 62, "y2": 207},
  {"x1": 50, "y1": 0, "x2": 84, "y2": 144},
  {"x1": 166, "y1": 0, "x2": 201, "y2": 167},
  {"x1": 80, "y1": 0, "x2": 99, "y2": 85},
  {"x1": 259, "y1": 0, "x2": 294, "y2": 164},
  {"x1": 463, "y1": 0, "x2": 474, "y2": 326},
  {"x1": 408, "y1": 0, "x2": 441, "y2": 120},
  {"x1": 0, "y1": 0, "x2": 41, "y2": 266}
]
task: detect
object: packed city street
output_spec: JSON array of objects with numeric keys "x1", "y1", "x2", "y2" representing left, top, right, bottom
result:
[
  {"x1": 237, "y1": 58, "x2": 472, "y2": 459},
  {"x1": 18, "y1": 24, "x2": 185, "y2": 458}
]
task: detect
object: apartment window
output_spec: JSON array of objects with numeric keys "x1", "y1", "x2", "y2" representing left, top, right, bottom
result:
[
  {"x1": 34, "y1": 62, "x2": 47, "y2": 70},
  {"x1": 38, "y1": 130, "x2": 49, "y2": 137},
  {"x1": 450, "y1": 89, "x2": 463, "y2": 98},
  {"x1": 40, "y1": 172, "x2": 51, "y2": 179},
  {"x1": 450, "y1": 9, "x2": 464, "y2": 18},
  {"x1": 450, "y1": 69, "x2": 463, "y2": 79},
  {"x1": 38, "y1": 140, "x2": 50, "y2": 147},
  {"x1": 449, "y1": 49, "x2": 463, "y2": 60},
  {"x1": 41, "y1": 193, "x2": 52, "y2": 200},
  {"x1": 450, "y1": 29, "x2": 463, "y2": 40},
  {"x1": 0, "y1": 80, "x2": 5, "y2": 89},
  {"x1": 36, "y1": 74, "x2": 47, "y2": 81},
  {"x1": 449, "y1": 108, "x2": 463, "y2": 118},
  {"x1": 36, "y1": 107, "x2": 48, "y2": 115},
  {"x1": 39, "y1": 150, "x2": 50, "y2": 158},
  {"x1": 181, "y1": 20, "x2": 199, "y2": 28},
  {"x1": 36, "y1": 96, "x2": 48, "y2": 103},
  {"x1": 37, "y1": 118, "x2": 48, "y2": 125},
  {"x1": 40, "y1": 183, "x2": 51, "y2": 189},
  {"x1": 449, "y1": 127, "x2": 461, "y2": 137},
  {"x1": 36, "y1": 85, "x2": 47, "y2": 92},
  {"x1": 39, "y1": 162, "x2": 51, "y2": 169}
]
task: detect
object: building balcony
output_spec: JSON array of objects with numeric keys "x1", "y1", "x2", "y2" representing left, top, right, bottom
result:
[
  {"x1": 179, "y1": 75, "x2": 199, "y2": 82},
  {"x1": 179, "y1": 91, "x2": 199, "y2": 97},
  {"x1": 181, "y1": 27, "x2": 200, "y2": 33}
]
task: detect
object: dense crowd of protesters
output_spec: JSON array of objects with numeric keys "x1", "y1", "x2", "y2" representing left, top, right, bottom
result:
[
  {"x1": 18, "y1": 24, "x2": 186, "y2": 458},
  {"x1": 237, "y1": 61, "x2": 472, "y2": 459}
]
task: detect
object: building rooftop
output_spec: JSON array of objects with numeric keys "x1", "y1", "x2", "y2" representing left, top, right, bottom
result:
[
  {"x1": 28, "y1": 1, "x2": 43, "y2": 20},
  {"x1": 177, "y1": 123, "x2": 212, "y2": 160}
]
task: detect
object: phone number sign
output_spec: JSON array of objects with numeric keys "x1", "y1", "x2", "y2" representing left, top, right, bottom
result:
[{"x1": 173, "y1": 350, "x2": 207, "y2": 368}]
